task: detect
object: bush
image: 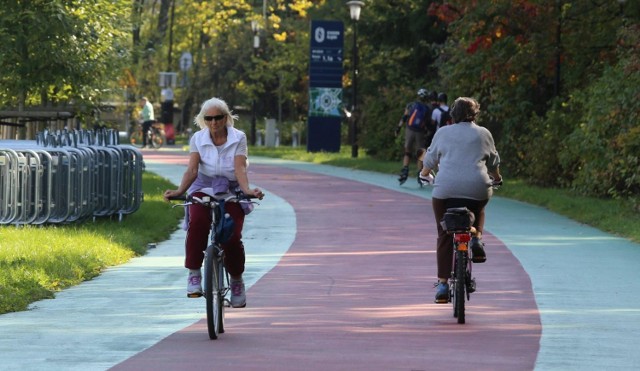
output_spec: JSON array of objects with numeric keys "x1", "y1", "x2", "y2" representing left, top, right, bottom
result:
[
  {"x1": 559, "y1": 52, "x2": 640, "y2": 204},
  {"x1": 360, "y1": 85, "x2": 413, "y2": 161},
  {"x1": 518, "y1": 99, "x2": 579, "y2": 187}
]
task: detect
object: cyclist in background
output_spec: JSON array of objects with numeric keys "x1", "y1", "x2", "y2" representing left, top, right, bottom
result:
[
  {"x1": 163, "y1": 97, "x2": 264, "y2": 307},
  {"x1": 138, "y1": 97, "x2": 155, "y2": 148},
  {"x1": 419, "y1": 97, "x2": 502, "y2": 303}
]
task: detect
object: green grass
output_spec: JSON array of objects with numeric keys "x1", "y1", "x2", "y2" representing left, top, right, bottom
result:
[
  {"x1": 0, "y1": 172, "x2": 183, "y2": 314},
  {"x1": 251, "y1": 146, "x2": 400, "y2": 174},
  {"x1": 251, "y1": 146, "x2": 640, "y2": 243}
]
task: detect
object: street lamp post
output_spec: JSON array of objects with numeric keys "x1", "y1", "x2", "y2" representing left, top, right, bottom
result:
[
  {"x1": 251, "y1": 20, "x2": 260, "y2": 146},
  {"x1": 347, "y1": 1, "x2": 364, "y2": 158}
]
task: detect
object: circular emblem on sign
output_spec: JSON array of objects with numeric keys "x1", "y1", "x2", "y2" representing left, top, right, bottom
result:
[
  {"x1": 319, "y1": 92, "x2": 334, "y2": 110},
  {"x1": 315, "y1": 27, "x2": 325, "y2": 43}
]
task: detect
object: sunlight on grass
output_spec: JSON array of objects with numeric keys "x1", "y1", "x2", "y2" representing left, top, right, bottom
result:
[{"x1": 0, "y1": 172, "x2": 183, "y2": 314}]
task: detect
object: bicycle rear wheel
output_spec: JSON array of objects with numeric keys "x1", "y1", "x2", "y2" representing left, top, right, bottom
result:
[
  {"x1": 150, "y1": 130, "x2": 165, "y2": 149},
  {"x1": 454, "y1": 251, "x2": 466, "y2": 324},
  {"x1": 204, "y1": 244, "x2": 223, "y2": 339}
]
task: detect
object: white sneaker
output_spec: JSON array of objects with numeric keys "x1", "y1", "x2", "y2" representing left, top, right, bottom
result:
[
  {"x1": 187, "y1": 271, "x2": 202, "y2": 298},
  {"x1": 230, "y1": 279, "x2": 246, "y2": 308}
]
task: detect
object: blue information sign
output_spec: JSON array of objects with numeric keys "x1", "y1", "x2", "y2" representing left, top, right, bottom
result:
[{"x1": 307, "y1": 20, "x2": 344, "y2": 153}]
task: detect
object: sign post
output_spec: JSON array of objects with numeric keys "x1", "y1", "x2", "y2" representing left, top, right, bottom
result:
[{"x1": 307, "y1": 20, "x2": 344, "y2": 152}]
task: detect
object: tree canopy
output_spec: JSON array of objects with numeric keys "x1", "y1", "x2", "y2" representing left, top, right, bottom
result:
[
  {"x1": 0, "y1": 0, "x2": 130, "y2": 113},
  {"x1": 1, "y1": 0, "x2": 638, "y2": 203}
]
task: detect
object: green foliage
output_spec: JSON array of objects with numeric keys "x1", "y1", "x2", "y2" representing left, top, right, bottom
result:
[
  {"x1": 2, "y1": 0, "x2": 638, "y2": 207},
  {"x1": 518, "y1": 100, "x2": 577, "y2": 187},
  {"x1": 559, "y1": 48, "x2": 640, "y2": 202},
  {"x1": 0, "y1": 0, "x2": 131, "y2": 112},
  {"x1": 397, "y1": 0, "x2": 640, "y2": 212},
  {"x1": 360, "y1": 85, "x2": 411, "y2": 161},
  {"x1": 131, "y1": 0, "x2": 316, "y2": 131}
]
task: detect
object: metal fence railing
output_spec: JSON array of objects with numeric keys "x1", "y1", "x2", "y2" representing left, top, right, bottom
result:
[{"x1": 0, "y1": 128, "x2": 144, "y2": 225}]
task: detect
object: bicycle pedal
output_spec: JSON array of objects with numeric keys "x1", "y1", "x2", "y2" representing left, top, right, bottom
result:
[
  {"x1": 471, "y1": 256, "x2": 487, "y2": 263},
  {"x1": 467, "y1": 278, "x2": 477, "y2": 294}
]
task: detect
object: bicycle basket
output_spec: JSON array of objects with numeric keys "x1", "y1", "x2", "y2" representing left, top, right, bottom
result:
[
  {"x1": 214, "y1": 201, "x2": 235, "y2": 244},
  {"x1": 440, "y1": 207, "x2": 475, "y2": 232}
]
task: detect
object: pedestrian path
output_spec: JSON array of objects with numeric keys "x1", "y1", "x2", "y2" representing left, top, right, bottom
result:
[{"x1": 0, "y1": 148, "x2": 639, "y2": 370}]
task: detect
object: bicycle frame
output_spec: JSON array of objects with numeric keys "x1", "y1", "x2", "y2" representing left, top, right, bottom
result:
[
  {"x1": 170, "y1": 192, "x2": 258, "y2": 339},
  {"x1": 206, "y1": 213, "x2": 231, "y2": 307}
]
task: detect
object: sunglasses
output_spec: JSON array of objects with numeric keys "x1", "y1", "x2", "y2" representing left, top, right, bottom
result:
[{"x1": 204, "y1": 114, "x2": 226, "y2": 122}]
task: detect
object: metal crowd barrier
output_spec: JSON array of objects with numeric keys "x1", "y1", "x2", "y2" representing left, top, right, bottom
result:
[{"x1": 0, "y1": 128, "x2": 144, "y2": 225}]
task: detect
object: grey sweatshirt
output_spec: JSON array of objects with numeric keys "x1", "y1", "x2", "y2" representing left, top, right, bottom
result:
[{"x1": 423, "y1": 122, "x2": 500, "y2": 200}]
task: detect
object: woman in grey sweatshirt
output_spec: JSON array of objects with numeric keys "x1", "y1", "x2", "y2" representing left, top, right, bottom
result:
[{"x1": 420, "y1": 97, "x2": 502, "y2": 303}]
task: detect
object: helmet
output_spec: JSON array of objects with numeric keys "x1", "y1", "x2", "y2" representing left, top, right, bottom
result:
[
  {"x1": 417, "y1": 88, "x2": 428, "y2": 99},
  {"x1": 437, "y1": 92, "x2": 448, "y2": 103}
]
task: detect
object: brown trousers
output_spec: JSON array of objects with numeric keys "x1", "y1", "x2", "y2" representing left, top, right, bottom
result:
[
  {"x1": 431, "y1": 197, "x2": 488, "y2": 279},
  {"x1": 185, "y1": 192, "x2": 246, "y2": 276}
]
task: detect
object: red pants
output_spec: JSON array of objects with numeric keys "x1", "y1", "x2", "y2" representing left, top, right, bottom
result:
[
  {"x1": 431, "y1": 197, "x2": 488, "y2": 279},
  {"x1": 184, "y1": 192, "x2": 246, "y2": 277}
]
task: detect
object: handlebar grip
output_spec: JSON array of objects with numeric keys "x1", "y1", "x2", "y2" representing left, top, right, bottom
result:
[{"x1": 167, "y1": 195, "x2": 187, "y2": 201}]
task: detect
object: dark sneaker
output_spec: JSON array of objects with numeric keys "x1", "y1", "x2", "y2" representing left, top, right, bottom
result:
[
  {"x1": 434, "y1": 282, "x2": 449, "y2": 303},
  {"x1": 398, "y1": 166, "x2": 409, "y2": 185},
  {"x1": 470, "y1": 237, "x2": 486, "y2": 263},
  {"x1": 230, "y1": 279, "x2": 246, "y2": 308}
]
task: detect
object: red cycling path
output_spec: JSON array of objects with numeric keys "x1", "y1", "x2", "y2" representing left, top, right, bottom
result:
[{"x1": 113, "y1": 148, "x2": 540, "y2": 371}]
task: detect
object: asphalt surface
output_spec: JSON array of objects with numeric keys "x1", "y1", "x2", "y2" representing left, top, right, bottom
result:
[{"x1": 1, "y1": 147, "x2": 639, "y2": 371}]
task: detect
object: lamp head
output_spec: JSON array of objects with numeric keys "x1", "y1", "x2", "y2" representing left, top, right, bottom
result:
[{"x1": 346, "y1": 1, "x2": 365, "y2": 21}]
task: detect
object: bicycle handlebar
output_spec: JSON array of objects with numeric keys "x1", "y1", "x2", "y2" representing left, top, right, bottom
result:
[{"x1": 168, "y1": 192, "x2": 259, "y2": 208}]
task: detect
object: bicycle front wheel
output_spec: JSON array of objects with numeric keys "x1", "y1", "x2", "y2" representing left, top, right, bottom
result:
[
  {"x1": 129, "y1": 130, "x2": 144, "y2": 148},
  {"x1": 204, "y1": 244, "x2": 223, "y2": 340},
  {"x1": 454, "y1": 250, "x2": 467, "y2": 324},
  {"x1": 217, "y1": 256, "x2": 226, "y2": 334}
]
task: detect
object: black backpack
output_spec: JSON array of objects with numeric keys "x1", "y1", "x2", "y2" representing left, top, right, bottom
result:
[{"x1": 436, "y1": 106, "x2": 452, "y2": 128}]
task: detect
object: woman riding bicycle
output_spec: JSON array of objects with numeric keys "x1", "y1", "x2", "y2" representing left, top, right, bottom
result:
[
  {"x1": 163, "y1": 97, "x2": 264, "y2": 307},
  {"x1": 419, "y1": 97, "x2": 502, "y2": 303}
]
